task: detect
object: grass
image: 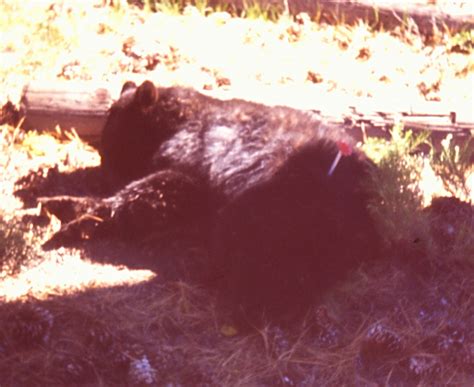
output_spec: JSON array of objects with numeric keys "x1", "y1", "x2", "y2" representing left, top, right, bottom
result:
[
  {"x1": 449, "y1": 29, "x2": 474, "y2": 54},
  {"x1": 239, "y1": 1, "x2": 283, "y2": 22},
  {"x1": 431, "y1": 134, "x2": 473, "y2": 198},
  {"x1": 141, "y1": 0, "x2": 284, "y2": 20},
  {"x1": 363, "y1": 124, "x2": 472, "y2": 261},
  {"x1": 363, "y1": 125, "x2": 431, "y2": 245},
  {"x1": 0, "y1": 213, "x2": 35, "y2": 277},
  {"x1": 0, "y1": 0, "x2": 473, "y2": 385},
  {"x1": 147, "y1": 0, "x2": 183, "y2": 15}
]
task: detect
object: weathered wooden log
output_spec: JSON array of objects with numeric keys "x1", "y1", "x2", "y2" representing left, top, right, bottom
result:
[
  {"x1": 20, "y1": 80, "x2": 114, "y2": 142},
  {"x1": 331, "y1": 97, "x2": 473, "y2": 150},
  {"x1": 19, "y1": 81, "x2": 473, "y2": 152},
  {"x1": 208, "y1": 0, "x2": 474, "y2": 34},
  {"x1": 305, "y1": 0, "x2": 474, "y2": 34}
]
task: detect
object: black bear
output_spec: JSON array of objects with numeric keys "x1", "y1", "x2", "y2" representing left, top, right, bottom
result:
[
  {"x1": 101, "y1": 80, "x2": 339, "y2": 198},
  {"x1": 43, "y1": 80, "x2": 381, "y2": 324},
  {"x1": 212, "y1": 141, "x2": 380, "y2": 323}
]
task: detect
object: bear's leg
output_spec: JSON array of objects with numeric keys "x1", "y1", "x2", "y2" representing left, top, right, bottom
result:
[
  {"x1": 42, "y1": 170, "x2": 211, "y2": 249},
  {"x1": 106, "y1": 169, "x2": 211, "y2": 241}
]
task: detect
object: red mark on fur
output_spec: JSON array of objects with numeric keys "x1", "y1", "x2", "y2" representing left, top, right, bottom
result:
[
  {"x1": 328, "y1": 141, "x2": 353, "y2": 176},
  {"x1": 336, "y1": 141, "x2": 353, "y2": 156}
]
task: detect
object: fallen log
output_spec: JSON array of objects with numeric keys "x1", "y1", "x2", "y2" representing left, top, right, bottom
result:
[
  {"x1": 298, "y1": 0, "x2": 474, "y2": 35},
  {"x1": 20, "y1": 80, "x2": 113, "y2": 143},
  {"x1": 18, "y1": 80, "x2": 473, "y2": 152},
  {"x1": 208, "y1": 0, "x2": 474, "y2": 34}
]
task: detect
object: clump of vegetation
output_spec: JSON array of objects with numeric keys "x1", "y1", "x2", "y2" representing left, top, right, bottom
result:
[
  {"x1": 239, "y1": 0, "x2": 284, "y2": 21},
  {"x1": 0, "y1": 212, "x2": 36, "y2": 277},
  {"x1": 0, "y1": 1, "x2": 472, "y2": 385},
  {"x1": 141, "y1": 0, "x2": 284, "y2": 20},
  {"x1": 363, "y1": 125, "x2": 430, "y2": 247},
  {"x1": 144, "y1": 0, "x2": 183, "y2": 14},
  {"x1": 363, "y1": 125, "x2": 473, "y2": 265},
  {"x1": 449, "y1": 29, "x2": 474, "y2": 54},
  {"x1": 429, "y1": 135, "x2": 473, "y2": 262},
  {"x1": 430, "y1": 133, "x2": 473, "y2": 199}
]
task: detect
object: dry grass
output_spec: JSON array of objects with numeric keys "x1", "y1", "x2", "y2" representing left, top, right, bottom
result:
[{"x1": 0, "y1": 1, "x2": 473, "y2": 385}]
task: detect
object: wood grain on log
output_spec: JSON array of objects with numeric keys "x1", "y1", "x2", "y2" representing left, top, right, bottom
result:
[
  {"x1": 21, "y1": 80, "x2": 114, "y2": 140},
  {"x1": 209, "y1": 0, "x2": 474, "y2": 34},
  {"x1": 20, "y1": 81, "x2": 473, "y2": 151}
]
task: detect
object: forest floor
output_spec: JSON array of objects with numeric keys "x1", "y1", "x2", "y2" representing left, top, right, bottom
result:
[{"x1": 0, "y1": 1, "x2": 473, "y2": 385}]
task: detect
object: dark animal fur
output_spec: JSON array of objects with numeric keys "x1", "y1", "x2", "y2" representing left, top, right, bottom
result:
[
  {"x1": 42, "y1": 170, "x2": 209, "y2": 249},
  {"x1": 51, "y1": 80, "x2": 381, "y2": 323},
  {"x1": 212, "y1": 141, "x2": 380, "y2": 321},
  {"x1": 101, "y1": 81, "x2": 349, "y2": 200}
]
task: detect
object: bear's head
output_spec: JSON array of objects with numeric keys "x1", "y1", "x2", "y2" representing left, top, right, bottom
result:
[{"x1": 100, "y1": 80, "x2": 176, "y2": 186}]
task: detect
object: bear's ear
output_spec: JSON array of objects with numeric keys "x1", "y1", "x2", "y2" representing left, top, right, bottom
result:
[
  {"x1": 135, "y1": 80, "x2": 158, "y2": 109},
  {"x1": 121, "y1": 81, "x2": 137, "y2": 95}
]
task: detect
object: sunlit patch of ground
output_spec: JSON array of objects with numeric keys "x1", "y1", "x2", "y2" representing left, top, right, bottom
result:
[
  {"x1": 1, "y1": 1, "x2": 472, "y2": 117},
  {"x1": 0, "y1": 126, "x2": 155, "y2": 302},
  {"x1": 0, "y1": 248, "x2": 156, "y2": 301},
  {"x1": 418, "y1": 156, "x2": 473, "y2": 205},
  {"x1": 419, "y1": 158, "x2": 451, "y2": 204},
  {"x1": 0, "y1": 1, "x2": 472, "y2": 385},
  {"x1": 0, "y1": 125, "x2": 100, "y2": 214}
]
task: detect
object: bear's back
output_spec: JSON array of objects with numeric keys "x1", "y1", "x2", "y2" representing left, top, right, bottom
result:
[{"x1": 154, "y1": 96, "x2": 324, "y2": 199}]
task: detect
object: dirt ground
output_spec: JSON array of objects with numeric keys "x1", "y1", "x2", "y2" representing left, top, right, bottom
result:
[{"x1": 0, "y1": 1, "x2": 473, "y2": 385}]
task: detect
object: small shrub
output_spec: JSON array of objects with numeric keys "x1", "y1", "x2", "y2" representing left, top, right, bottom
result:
[
  {"x1": 363, "y1": 126, "x2": 473, "y2": 264},
  {"x1": 0, "y1": 213, "x2": 35, "y2": 277},
  {"x1": 363, "y1": 124, "x2": 431, "y2": 248},
  {"x1": 240, "y1": 0, "x2": 283, "y2": 21},
  {"x1": 430, "y1": 134, "x2": 473, "y2": 200},
  {"x1": 144, "y1": 0, "x2": 183, "y2": 14},
  {"x1": 449, "y1": 29, "x2": 474, "y2": 54}
]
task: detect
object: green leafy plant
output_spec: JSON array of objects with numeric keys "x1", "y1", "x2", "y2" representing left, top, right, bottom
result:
[
  {"x1": 362, "y1": 124, "x2": 431, "y2": 248},
  {"x1": 430, "y1": 134, "x2": 473, "y2": 200},
  {"x1": 363, "y1": 125, "x2": 473, "y2": 264},
  {"x1": 145, "y1": 0, "x2": 184, "y2": 14},
  {"x1": 240, "y1": 0, "x2": 282, "y2": 21},
  {"x1": 449, "y1": 29, "x2": 474, "y2": 54},
  {"x1": 193, "y1": 0, "x2": 211, "y2": 15}
]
